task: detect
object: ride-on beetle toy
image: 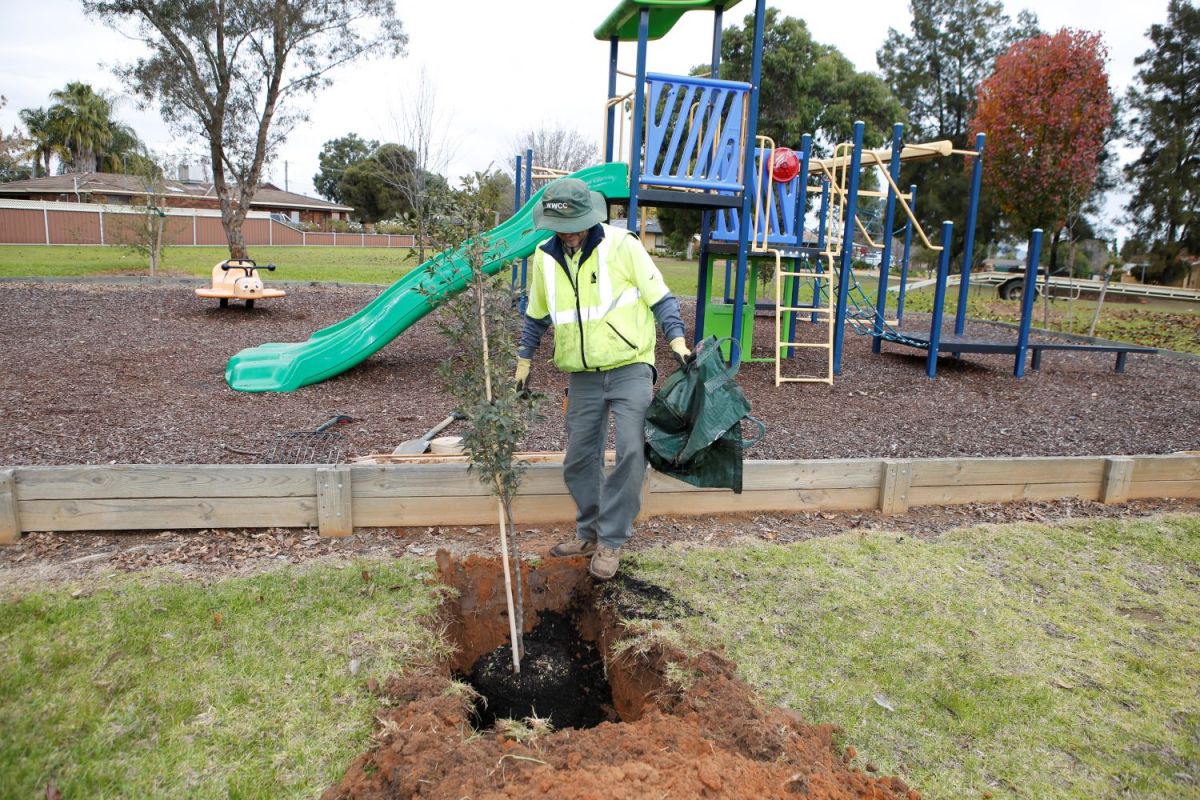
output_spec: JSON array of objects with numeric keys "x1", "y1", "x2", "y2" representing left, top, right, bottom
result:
[{"x1": 195, "y1": 259, "x2": 287, "y2": 308}]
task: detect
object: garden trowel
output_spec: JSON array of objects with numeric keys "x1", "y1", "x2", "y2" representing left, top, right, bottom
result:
[{"x1": 392, "y1": 412, "x2": 464, "y2": 455}]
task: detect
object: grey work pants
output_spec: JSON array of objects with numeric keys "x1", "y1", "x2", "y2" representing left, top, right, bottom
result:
[{"x1": 563, "y1": 362, "x2": 654, "y2": 549}]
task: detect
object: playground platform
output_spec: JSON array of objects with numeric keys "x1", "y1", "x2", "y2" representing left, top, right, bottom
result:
[{"x1": 878, "y1": 330, "x2": 1158, "y2": 373}]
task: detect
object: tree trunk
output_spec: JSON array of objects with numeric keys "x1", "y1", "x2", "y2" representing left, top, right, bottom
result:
[
  {"x1": 226, "y1": 222, "x2": 249, "y2": 261},
  {"x1": 215, "y1": 184, "x2": 250, "y2": 261},
  {"x1": 504, "y1": 499, "x2": 525, "y2": 661},
  {"x1": 209, "y1": 141, "x2": 250, "y2": 261},
  {"x1": 1086, "y1": 263, "x2": 1113, "y2": 337},
  {"x1": 150, "y1": 216, "x2": 165, "y2": 277}
]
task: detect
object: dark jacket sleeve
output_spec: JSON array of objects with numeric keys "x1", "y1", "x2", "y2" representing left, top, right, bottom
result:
[
  {"x1": 650, "y1": 292, "x2": 686, "y2": 341},
  {"x1": 518, "y1": 314, "x2": 552, "y2": 360}
]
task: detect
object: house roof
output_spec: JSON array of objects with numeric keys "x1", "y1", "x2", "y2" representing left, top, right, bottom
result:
[
  {"x1": 0, "y1": 172, "x2": 352, "y2": 212},
  {"x1": 250, "y1": 182, "x2": 352, "y2": 211},
  {"x1": 610, "y1": 217, "x2": 663, "y2": 235}
]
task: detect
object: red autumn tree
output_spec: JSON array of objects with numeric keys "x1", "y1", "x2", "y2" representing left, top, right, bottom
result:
[{"x1": 969, "y1": 28, "x2": 1112, "y2": 269}]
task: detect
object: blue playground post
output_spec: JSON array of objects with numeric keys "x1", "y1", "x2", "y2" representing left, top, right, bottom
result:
[
  {"x1": 694, "y1": 213, "x2": 712, "y2": 346},
  {"x1": 833, "y1": 121, "x2": 866, "y2": 375},
  {"x1": 523, "y1": 148, "x2": 533, "y2": 207},
  {"x1": 625, "y1": 8, "x2": 650, "y2": 229},
  {"x1": 605, "y1": 36, "x2": 618, "y2": 163},
  {"x1": 710, "y1": 4, "x2": 723, "y2": 73},
  {"x1": 872, "y1": 123, "x2": 904, "y2": 354},
  {"x1": 692, "y1": 2, "x2": 723, "y2": 347},
  {"x1": 813, "y1": 179, "x2": 830, "y2": 324},
  {"x1": 728, "y1": 0, "x2": 768, "y2": 367},
  {"x1": 926, "y1": 220, "x2": 955, "y2": 378},
  {"x1": 1014, "y1": 228, "x2": 1044, "y2": 378},
  {"x1": 786, "y1": 133, "x2": 813, "y2": 356},
  {"x1": 519, "y1": 147, "x2": 533, "y2": 295},
  {"x1": 897, "y1": 183, "x2": 916, "y2": 326},
  {"x1": 511, "y1": 153, "x2": 523, "y2": 289},
  {"x1": 953, "y1": 132, "x2": 986, "y2": 336}
]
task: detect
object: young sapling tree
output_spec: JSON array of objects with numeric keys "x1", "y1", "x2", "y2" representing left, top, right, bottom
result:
[
  {"x1": 421, "y1": 173, "x2": 542, "y2": 671},
  {"x1": 107, "y1": 155, "x2": 170, "y2": 276}
]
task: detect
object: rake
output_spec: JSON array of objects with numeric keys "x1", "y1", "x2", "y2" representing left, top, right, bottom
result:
[{"x1": 264, "y1": 414, "x2": 354, "y2": 464}]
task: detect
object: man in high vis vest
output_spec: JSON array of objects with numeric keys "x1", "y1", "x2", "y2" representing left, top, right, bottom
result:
[{"x1": 515, "y1": 177, "x2": 692, "y2": 580}]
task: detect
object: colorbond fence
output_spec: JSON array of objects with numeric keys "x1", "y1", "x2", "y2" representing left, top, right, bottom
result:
[
  {"x1": 2, "y1": 453, "x2": 1196, "y2": 543},
  {"x1": 0, "y1": 200, "x2": 415, "y2": 248}
]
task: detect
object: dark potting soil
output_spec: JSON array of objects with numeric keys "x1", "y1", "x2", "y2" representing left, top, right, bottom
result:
[
  {"x1": 599, "y1": 572, "x2": 699, "y2": 621},
  {"x1": 466, "y1": 611, "x2": 612, "y2": 731}
]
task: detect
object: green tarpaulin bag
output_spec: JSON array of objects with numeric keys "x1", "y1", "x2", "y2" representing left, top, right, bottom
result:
[{"x1": 644, "y1": 336, "x2": 765, "y2": 493}]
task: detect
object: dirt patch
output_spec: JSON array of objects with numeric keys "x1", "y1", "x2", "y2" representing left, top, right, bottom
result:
[
  {"x1": 598, "y1": 572, "x2": 699, "y2": 620},
  {"x1": 322, "y1": 552, "x2": 919, "y2": 800},
  {"x1": 3, "y1": 497, "x2": 1199, "y2": 589}
]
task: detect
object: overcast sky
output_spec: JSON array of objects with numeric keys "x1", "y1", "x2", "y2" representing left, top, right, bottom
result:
[{"x1": 0, "y1": 0, "x2": 1171, "y2": 236}]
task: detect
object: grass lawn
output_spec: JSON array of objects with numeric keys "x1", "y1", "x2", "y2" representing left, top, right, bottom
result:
[
  {"x1": 3, "y1": 515, "x2": 1196, "y2": 798},
  {"x1": 0, "y1": 246, "x2": 423, "y2": 285},
  {"x1": 0, "y1": 559, "x2": 446, "y2": 800},
  {"x1": 0, "y1": 246, "x2": 705, "y2": 297},
  {"x1": 628, "y1": 514, "x2": 1200, "y2": 799}
]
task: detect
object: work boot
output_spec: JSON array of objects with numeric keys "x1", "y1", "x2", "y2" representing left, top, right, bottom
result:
[
  {"x1": 589, "y1": 546, "x2": 621, "y2": 581},
  {"x1": 549, "y1": 538, "x2": 597, "y2": 558}
]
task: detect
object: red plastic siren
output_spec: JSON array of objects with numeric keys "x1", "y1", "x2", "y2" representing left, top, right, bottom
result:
[{"x1": 771, "y1": 147, "x2": 800, "y2": 183}]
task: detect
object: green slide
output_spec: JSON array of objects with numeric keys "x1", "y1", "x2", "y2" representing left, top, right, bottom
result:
[{"x1": 225, "y1": 163, "x2": 630, "y2": 393}]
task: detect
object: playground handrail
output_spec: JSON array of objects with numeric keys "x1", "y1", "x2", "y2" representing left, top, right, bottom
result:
[
  {"x1": 750, "y1": 135, "x2": 776, "y2": 252},
  {"x1": 602, "y1": 90, "x2": 636, "y2": 165},
  {"x1": 812, "y1": 146, "x2": 943, "y2": 253},
  {"x1": 809, "y1": 140, "x2": 953, "y2": 172}
]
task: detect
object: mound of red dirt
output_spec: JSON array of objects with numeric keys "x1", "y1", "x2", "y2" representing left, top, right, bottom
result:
[
  {"x1": 324, "y1": 652, "x2": 917, "y2": 800},
  {"x1": 321, "y1": 552, "x2": 919, "y2": 800}
]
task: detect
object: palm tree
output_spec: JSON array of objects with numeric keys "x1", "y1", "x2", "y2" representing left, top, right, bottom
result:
[
  {"x1": 98, "y1": 122, "x2": 149, "y2": 174},
  {"x1": 48, "y1": 82, "x2": 113, "y2": 173},
  {"x1": 18, "y1": 107, "x2": 57, "y2": 177}
]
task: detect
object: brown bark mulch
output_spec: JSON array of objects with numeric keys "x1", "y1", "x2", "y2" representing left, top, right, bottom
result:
[
  {"x1": 2, "y1": 280, "x2": 1197, "y2": 582},
  {"x1": 1, "y1": 281, "x2": 1196, "y2": 466}
]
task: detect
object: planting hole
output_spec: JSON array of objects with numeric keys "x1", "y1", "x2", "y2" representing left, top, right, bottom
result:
[
  {"x1": 464, "y1": 610, "x2": 612, "y2": 730},
  {"x1": 435, "y1": 550, "x2": 675, "y2": 731}
]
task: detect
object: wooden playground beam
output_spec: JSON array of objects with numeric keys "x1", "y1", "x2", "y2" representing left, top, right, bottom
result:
[{"x1": 809, "y1": 139, "x2": 955, "y2": 172}]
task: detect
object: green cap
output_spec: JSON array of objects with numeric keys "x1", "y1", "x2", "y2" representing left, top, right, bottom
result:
[{"x1": 533, "y1": 178, "x2": 608, "y2": 233}]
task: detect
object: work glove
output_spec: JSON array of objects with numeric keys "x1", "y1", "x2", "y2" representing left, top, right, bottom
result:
[
  {"x1": 514, "y1": 357, "x2": 531, "y2": 393},
  {"x1": 669, "y1": 337, "x2": 694, "y2": 369}
]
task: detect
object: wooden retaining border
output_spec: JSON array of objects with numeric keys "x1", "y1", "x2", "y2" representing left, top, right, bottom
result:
[{"x1": 1, "y1": 454, "x2": 1198, "y2": 544}]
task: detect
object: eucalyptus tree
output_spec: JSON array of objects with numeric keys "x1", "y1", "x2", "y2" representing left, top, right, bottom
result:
[{"x1": 84, "y1": 0, "x2": 408, "y2": 259}]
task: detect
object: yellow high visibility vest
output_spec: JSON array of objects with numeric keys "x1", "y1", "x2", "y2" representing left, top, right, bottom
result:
[{"x1": 526, "y1": 223, "x2": 670, "y2": 372}]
